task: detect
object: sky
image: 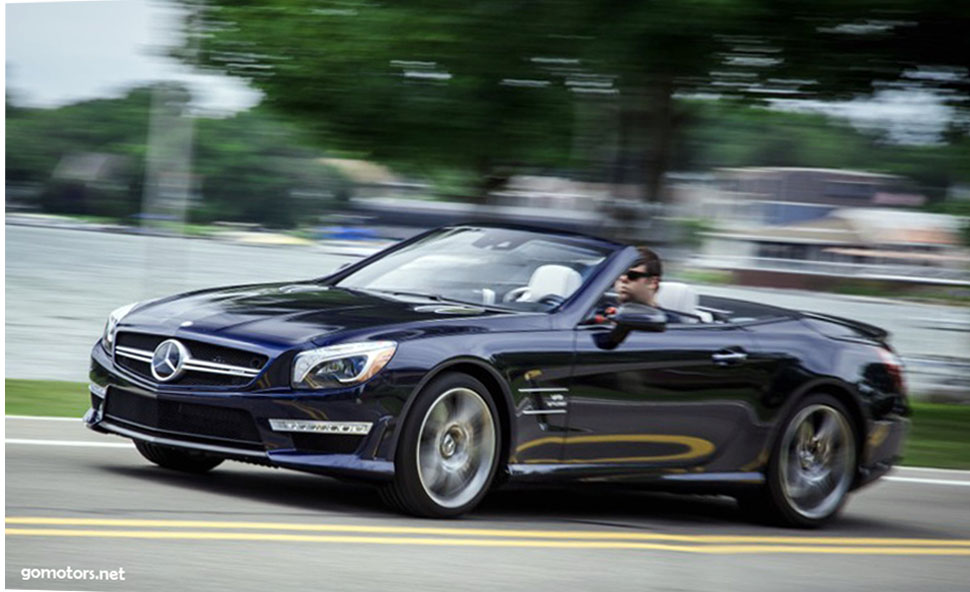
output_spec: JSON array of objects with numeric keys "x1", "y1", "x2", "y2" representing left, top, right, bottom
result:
[{"x1": 5, "y1": 0, "x2": 261, "y2": 114}]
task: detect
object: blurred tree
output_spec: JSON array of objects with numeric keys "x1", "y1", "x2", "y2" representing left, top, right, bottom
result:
[
  {"x1": 186, "y1": 0, "x2": 579, "y2": 201},
  {"x1": 6, "y1": 88, "x2": 152, "y2": 190},
  {"x1": 5, "y1": 85, "x2": 340, "y2": 225},
  {"x1": 191, "y1": 112, "x2": 338, "y2": 227},
  {"x1": 679, "y1": 101, "x2": 970, "y2": 199},
  {"x1": 188, "y1": 0, "x2": 970, "y2": 207}
]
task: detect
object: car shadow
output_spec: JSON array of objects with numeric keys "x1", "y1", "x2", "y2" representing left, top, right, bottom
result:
[
  {"x1": 98, "y1": 461, "x2": 750, "y2": 527},
  {"x1": 95, "y1": 461, "x2": 925, "y2": 536},
  {"x1": 99, "y1": 463, "x2": 389, "y2": 519}
]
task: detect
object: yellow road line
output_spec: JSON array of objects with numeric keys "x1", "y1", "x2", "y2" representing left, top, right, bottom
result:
[
  {"x1": 6, "y1": 517, "x2": 970, "y2": 547},
  {"x1": 514, "y1": 434, "x2": 715, "y2": 463},
  {"x1": 6, "y1": 528, "x2": 970, "y2": 555}
]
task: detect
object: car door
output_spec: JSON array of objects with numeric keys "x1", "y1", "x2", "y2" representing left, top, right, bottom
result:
[{"x1": 565, "y1": 321, "x2": 763, "y2": 468}]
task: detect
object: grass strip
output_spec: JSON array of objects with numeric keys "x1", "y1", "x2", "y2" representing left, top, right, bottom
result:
[{"x1": 5, "y1": 379, "x2": 90, "y2": 418}]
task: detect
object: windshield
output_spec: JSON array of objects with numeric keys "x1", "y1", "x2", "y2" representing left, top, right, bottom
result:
[{"x1": 335, "y1": 227, "x2": 615, "y2": 311}]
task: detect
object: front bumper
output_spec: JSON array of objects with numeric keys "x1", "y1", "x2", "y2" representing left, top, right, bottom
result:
[{"x1": 86, "y1": 344, "x2": 405, "y2": 481}]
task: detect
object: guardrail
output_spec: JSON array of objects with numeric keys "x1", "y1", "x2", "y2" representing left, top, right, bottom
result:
[{"x1": 694, "y1": 255, "x2": 970, "y2": 286}]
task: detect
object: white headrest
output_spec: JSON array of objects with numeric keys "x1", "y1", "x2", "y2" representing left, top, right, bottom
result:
[
  {"x1": 518, "y1": 265, "x2": 582, "y2": 302},
  {"x1": 656, "y1": 282, "x2": 698, "y2": 315}
]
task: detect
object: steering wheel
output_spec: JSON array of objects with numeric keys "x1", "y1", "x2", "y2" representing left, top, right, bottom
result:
[
  {"x1": 502, "y1": 286, "x2": 530, "y2": 303},
  {"x1": 536, "y1": 294, "x2": 565, "y2": 307}
]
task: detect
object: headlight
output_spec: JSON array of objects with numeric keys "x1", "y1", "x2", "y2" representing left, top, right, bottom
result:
[
  {"x1": 101, "y1": 302, "x2": 138, "y2": 351},
  {"x1": 292, "y1": 341, "x2": 397, "y2": 389}
]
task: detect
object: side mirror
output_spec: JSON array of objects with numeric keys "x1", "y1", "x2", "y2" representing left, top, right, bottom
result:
[{"x1": 614, "y1": 303, "x2": 667, "y2": 333}]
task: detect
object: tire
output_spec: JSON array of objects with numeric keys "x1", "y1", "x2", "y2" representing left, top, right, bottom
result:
[
  {"x1": 380, "y1": 372, "x2": 501, "y2": 518},
  {"x1": 739, "y1": 394, "x2": 857, "y2": 528},
  {"x1": 134, "y1": 440, "x2": 224, "y2": 474}
]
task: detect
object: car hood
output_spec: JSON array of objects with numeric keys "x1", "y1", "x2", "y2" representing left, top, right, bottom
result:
[{"x1": 118, "y1": 282, "x2": 512, "y2": 348}]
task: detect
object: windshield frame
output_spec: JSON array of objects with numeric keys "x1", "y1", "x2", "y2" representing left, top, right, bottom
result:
[{"x1": 321, "y1": 224, "x2": 625, "y2": 314}]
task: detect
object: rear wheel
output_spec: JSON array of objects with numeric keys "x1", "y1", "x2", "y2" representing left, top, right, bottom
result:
[
  {"x1": 380, "y1": 373, "x2": 500, "y2": 517},
  {"x1": 134, "y1": 440, "x2": 224, "y2": 474},
  {"x1": 740, "y1": 394, "x2": 857, "y2": 528}
]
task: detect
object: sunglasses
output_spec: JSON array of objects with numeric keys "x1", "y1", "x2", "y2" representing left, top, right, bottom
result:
[{"x1": 622, "y1": 270, "x2": 653, "y2": 281}]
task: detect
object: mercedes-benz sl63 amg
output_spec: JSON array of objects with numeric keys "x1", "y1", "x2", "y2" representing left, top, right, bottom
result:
[{"x1": 85, "y1": 224, "x2": 909, "y2": 527}]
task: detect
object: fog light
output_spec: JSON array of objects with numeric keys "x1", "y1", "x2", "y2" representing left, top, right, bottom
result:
[{"x1": 268, "y1": 419, "x2": 372, "y2": 435}]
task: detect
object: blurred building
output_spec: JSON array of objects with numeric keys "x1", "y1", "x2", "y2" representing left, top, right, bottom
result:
[
  {"x1": 674, "y1": 167, "x2": 969, "y2": 287},
  {"x1": 42, "y1": 152, "x2": 134, "y2": 215},
  {"x1": 684, "y1": 167, "x2": 926, "y2": 228},
  {"x1": 697, "y1": 208, "x2": 967, "y2": 287}
]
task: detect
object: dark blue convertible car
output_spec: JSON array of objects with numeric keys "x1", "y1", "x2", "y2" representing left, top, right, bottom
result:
[{"x1": 85, "y1": 224, "x2": 908, "y2": 526}]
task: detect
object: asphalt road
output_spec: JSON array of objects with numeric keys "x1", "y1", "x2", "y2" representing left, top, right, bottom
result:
[{"x1": 5, "y1": 417, "x2": 970, "y2": 592}]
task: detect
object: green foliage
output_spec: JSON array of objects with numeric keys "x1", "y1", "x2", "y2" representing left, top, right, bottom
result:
[
  {"x1": 5, "y1": 379, "x2": 89, "y2": 418},
  {"x1": 680, "y1": 102, "x2": 970, "y2": 200},
  {"x1": 189, "y1": 0, "x2": 970, "y2": 202},
  {"x1": 904, "y1": 402, "x2": 970, "y2": 470},
  {"x1": 6, "y1": 85, "x2": 342, "y2": 226},
  {"x1": 191, "y1": 111, "x2": 340, "y2": 227},
  {"x1": 189, "y1": 1, "x2": 580, "y2": 197},
  {"x1": 675, "y1": 218, "x2": 715, "y2": 249},
  {"x1": 6, "y1": 89, "x2": 152, "y2": 220}
]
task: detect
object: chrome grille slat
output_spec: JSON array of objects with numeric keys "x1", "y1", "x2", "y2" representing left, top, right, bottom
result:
[
  {"x1": 183, "y1": 360, "x2": 260, "y2": 377},
  {"x1": 115, "y1": 346, "x2": 153, "y2": 363},
  {"x1": 116, "y1": 346, "x2": 260, "y2": 378},
  {"x1": 112, "y1": 337, "x2": 265, "y2": 385}
]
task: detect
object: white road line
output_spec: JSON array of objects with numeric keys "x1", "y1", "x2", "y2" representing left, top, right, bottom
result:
[
  {"x1": 884, "y1": 476, "x2": 970, "y2": 487},
  {"x1": 895, "y1": 466, "x2": 970, "y2": 475},
  {"x1": 5, "y1": 415, "x2": 83, "y2": 422},
  {"x1": 5, "y1": 439, "x2": 133, "y2": 448}
]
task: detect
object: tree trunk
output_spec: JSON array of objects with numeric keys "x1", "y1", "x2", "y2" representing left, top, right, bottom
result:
[
  {"x1": 608, "y1": 77, "x2": 678, "y2": 242},
  {"x1": 642, "y1": 75, "x2": 676, "y2": 205}
]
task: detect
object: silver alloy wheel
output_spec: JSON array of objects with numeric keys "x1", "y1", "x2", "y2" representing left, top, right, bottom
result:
[
  {"x1": 779, "y1": 403, "x2": 855, "y2": 520},
  {"x1": 416, "y1": 387, "x2": 497, "y2": 509}
]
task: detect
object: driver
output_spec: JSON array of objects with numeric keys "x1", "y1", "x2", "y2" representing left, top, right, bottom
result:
[
  {"x1": 615, "y1": 246, "x2": 662, "y2": 308},
  {"x1": 593, "y1": 246, "x2": 691, "y2": 324}
]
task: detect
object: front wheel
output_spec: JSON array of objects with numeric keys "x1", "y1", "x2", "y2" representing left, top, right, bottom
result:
[
  {"x1": 740, "y1": 394, "x2": 857, "y2": 528},
  {"x1": 380, "y1": 373, "x2": 500, "y2": 518},
  {"x1": 134, "y1": 440, "x2": 224, "y2": 474}
]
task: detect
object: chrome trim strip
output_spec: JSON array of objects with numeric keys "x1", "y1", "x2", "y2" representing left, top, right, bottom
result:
[
  {"x1": 183, "y1": 360, "x2": 259, "y2": 377},
  {"x1": 114, "y1": 345, "x2": 261, "y2": 378},
  {"x1": 521, "y1": 409, "x2": 567, "y2": 416},
  {"x1": 517, "y1": 387, "x2": 570, "y2": 393},
  {"x1": 660, "y1": 472, "x2": 765, "y2": 484},
  {"x1": 88, "y1": 383, "x2": 107, "y2": 398},
  {"x1": 114, "y1": 346, "x2": 153, "y2": 363},
  {"x1": 98, "y1": 420, "x2": 268, "y2": 458},
  {"x1": 268, "y1": 419, "x2": 373, "y2": 435}
]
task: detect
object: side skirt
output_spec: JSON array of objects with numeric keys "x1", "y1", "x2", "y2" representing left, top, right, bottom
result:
[{"x1": 507, "y1": 463, "x2": 764, "y2": 487}]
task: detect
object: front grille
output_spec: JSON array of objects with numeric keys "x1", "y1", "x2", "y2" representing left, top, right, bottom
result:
[
  {"x1": 104, "y1": 388, "x2": 261, "y2": 445},
  {"x1": 114, "y1": 332, "x2": 268, "y2": 387}
]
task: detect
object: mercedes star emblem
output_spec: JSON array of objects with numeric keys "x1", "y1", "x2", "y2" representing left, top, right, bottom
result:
[{"x1": 151, "y1": 339, "x2": 190, "y2": 382}]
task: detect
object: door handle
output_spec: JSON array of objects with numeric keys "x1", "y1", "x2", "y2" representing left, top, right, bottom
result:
[{"x1": 712, "y1": 350, "x2": 748, "y2": 365}]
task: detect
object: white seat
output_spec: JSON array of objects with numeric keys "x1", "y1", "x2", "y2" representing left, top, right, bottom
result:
[
  {"x1": 516, "y1": 265, "x2": 582, "y2": 302},
  {"x1": 656, "y1": 282, "x2": 700, "y2": 317}
]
